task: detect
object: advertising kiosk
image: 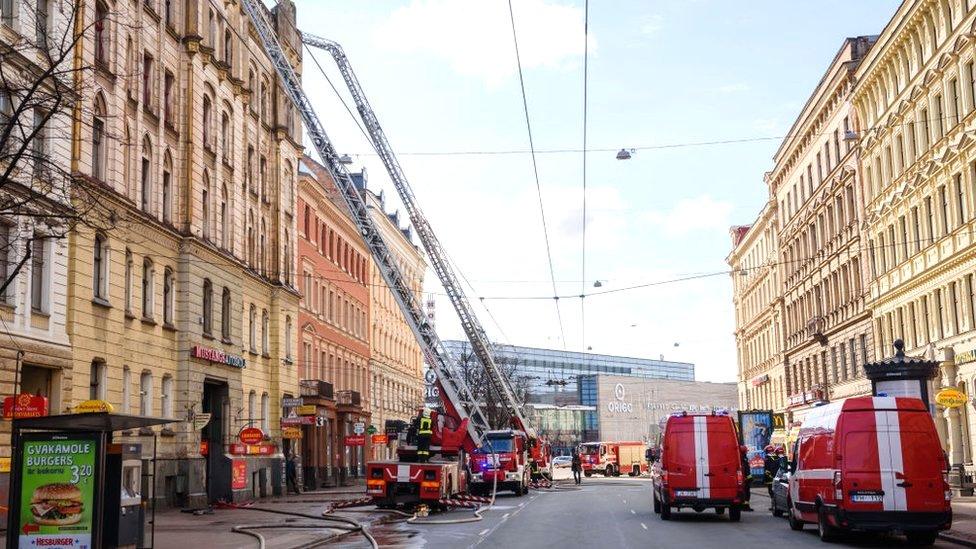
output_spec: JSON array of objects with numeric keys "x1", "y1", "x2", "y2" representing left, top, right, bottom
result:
[{"x1": 5, "y1": 412, "x2": 173, "y2": 549}]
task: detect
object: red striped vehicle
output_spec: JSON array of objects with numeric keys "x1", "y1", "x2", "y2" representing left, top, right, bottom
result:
[
  {"x1": 651, "y1": 411, "x2": 746, "y2": 521},
  {"x1": 786, "y1": 396, "x2": 951, "y2": 545}
]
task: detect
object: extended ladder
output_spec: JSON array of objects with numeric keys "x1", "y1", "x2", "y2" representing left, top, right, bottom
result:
[{"x1": 238, "y1": 0, "x2": 490, "y2": 447}]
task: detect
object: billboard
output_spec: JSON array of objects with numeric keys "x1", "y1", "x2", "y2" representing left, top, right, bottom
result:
[{"x1": 737, "y1": 410, "x2": 773, "y2": 483}]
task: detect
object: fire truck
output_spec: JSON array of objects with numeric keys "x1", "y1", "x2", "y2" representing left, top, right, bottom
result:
[
  {"x1": 237, "y1": 2, "x2": 548, "y2": 508},
  {"x1": 579, "y1": 442, "x2": 620, "y2": 477},
  {"x1": 470, "y1": 430, "x2": 532, "y2": 496}
]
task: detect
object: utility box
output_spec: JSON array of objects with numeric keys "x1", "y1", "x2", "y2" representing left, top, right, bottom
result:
[{"x1": 104, "y1": 443, "x2": 145, "y2": 548}]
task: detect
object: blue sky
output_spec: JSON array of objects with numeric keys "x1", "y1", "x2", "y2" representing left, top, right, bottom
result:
[{"x1": 293, "y1": 0, "x2": 900, "y2": 382}]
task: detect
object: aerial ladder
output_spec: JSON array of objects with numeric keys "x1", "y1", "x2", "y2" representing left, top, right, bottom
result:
[
  {"x1": 237, "y1": 0, "x2": 548, "y2": 506},
  {"x1": 300, "y1": 32, "x2": 552, "y2": 483}
]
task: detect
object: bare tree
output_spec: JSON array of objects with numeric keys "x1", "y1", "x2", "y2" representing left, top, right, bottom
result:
[
  {"x1": 452, "y1": 342, "x2": 530, "y2": 430},
  {"x1": 0, "y1": 0, "x2": 120, "y2": 295}
]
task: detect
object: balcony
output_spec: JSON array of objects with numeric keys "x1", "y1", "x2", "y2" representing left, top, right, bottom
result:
[
  {"x1": 337, "y1": 390, "x2": 361, "y2": 407},
  {"x1": 300, "y1": 379, "x2": 334, "y2": 400},
  {"x1": 806, "y1": 315, "x2": 828, "y2": 346}
]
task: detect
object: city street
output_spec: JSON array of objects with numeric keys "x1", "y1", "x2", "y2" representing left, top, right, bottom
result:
[{"x1": 353, "y1": 476, "x2": 960, "y2": 549}]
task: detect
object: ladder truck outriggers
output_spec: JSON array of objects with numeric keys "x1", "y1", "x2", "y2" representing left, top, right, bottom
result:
[{"x1": 238, "y1": 0, "x2": 549, "y2": 508}]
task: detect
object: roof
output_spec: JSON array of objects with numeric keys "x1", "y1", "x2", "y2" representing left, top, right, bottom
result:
[{"x1": 13, "y1": 412, "x2": 175, "y2": 432}]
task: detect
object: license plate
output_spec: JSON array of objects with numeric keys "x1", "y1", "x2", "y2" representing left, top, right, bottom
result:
[
  {"x1": 850, "y1": 494, "x2": 883, "y2": 503},
  {"x1": 675, "y1": 490, "x2": 698, "y2": 497}
]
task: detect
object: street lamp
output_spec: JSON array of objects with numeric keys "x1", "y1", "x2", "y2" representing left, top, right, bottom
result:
[
  {"x1": 593, "y1": 280, "x2": 606, "y2": 288},
  {"x1": 339, "y1": 154, "x2": 353, "y2": 165},
  {"x1": 616, "y1": 148, "x2": 634, "y2": 160}
]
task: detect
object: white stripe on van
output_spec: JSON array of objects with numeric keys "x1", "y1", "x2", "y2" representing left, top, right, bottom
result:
[
  {"x1": 873, "y1": 400, "x2": 907, "y2": 512},
  {"x1": 694, "y1": 416, "x2": 710, "y2": 498}
]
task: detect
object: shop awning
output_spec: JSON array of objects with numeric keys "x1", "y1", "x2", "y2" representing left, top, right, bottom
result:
[{"x1": 13, "y1": 412, "x2": 175, "y2": 433}]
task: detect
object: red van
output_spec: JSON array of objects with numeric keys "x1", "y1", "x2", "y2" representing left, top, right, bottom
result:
[
  {"x1": 787, "y1": 396, "x2": 951, "y2": 544},
  {"x1": 651, "y1": 412, "x2": 745, "y2": 521}
]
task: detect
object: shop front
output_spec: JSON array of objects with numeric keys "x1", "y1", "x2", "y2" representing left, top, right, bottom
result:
[
  {"x1": 294, "y1": 380, "x2": 337, "y2": 490},
  {"x1": 337, "y1": 390, "x2": 368, "y2": 481}
]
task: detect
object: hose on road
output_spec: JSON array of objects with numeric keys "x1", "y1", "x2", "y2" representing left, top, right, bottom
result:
[{"x1": 226, "y1": 502, "x2": 379, "y2": 549}]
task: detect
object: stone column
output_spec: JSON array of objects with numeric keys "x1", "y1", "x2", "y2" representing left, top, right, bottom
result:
[{"x1": 942, "y1": 350, "x2": 970, "y2": 494}]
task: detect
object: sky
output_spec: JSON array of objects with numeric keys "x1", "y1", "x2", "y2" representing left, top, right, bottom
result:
[{"x1": 291, "y1": 0, "x2": 901, "y2": 383}]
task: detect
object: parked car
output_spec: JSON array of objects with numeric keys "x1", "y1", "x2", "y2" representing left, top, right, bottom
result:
[
  {"x1": 786, "y1": 396, "x2": 951, "y2": 544},
  {"x1": 552, "y1": 455, "x2": 573, "y2": 468}
]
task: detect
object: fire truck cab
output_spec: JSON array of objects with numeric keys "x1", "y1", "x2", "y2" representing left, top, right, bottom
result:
[
  {"x1": 786, "y1": 396, "x2": 951, "y2": 544},
  {"x1": 579, "y1": 442, "x2": 619, "y2": 477},
  {"x1": 470, "y1": 429, "x2": 531, "y2": 496}
]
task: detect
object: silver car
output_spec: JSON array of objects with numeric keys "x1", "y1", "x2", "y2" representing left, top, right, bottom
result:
[{"x1": 552, "y1": 456, "x2": 573, "y2": 468}]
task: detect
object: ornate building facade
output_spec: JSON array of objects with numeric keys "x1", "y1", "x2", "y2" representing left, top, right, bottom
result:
[{"x1": 67, "y1": 0, "x2": 302, "y2": 506}]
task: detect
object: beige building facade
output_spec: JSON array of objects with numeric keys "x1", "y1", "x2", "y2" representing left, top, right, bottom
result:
[
  {"x1": 355, "y1": 172, "x2": 426, "y2": 461},
  {"x1": 67, "y1": 0, "x2": 302, "y2": 506},
  {"x1": 852, "y1": 0, "x2": 976, "y2": 482}
]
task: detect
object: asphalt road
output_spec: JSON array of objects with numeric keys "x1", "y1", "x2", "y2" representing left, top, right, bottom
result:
[{"x1": 358, "y1": 474, "x2": 959, "y2": 549}]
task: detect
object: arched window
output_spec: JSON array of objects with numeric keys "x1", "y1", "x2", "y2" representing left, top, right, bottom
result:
[
  {"x1": 124, "y1": 249, "x2": 133, "y2": 312},
  {"x1": 202, "y1": 93, "x2": 213, "y2": 149},
  {"x1": 139, "y1": 371, "x2": 152, "y2": 416},
  {"x1": 163, "y1": 267, "x2": 174, "y2": 325},
  {"x1": 207, "y1": 9, "x2": 216, "y2": 47},
  {"x1": 202, "y1": 278, "x2": 213, "y2": 335},
  {"x1": 162, "y1": 151, "x2": 173, "y2": 224},
  {"x1": 93, "y1": 233, "x2": 109, "y2": 299},
  {"x1": 202, "y1": 171, "x2": 211, "y2": 240},
  {"x1": 92, "y1": 94, "x2": 107, "y2": 180},
  {"x1": 220, "y1": 185, "x2": 228, "y2": 249},
  {"x1": 164, "y1": 0, "x2": 174, "y2": 29},
  {"x1": 142, "y1": 258, "x2": 154, "y2": 318},
  {"x1": 223, "y1": 29, "x2": 232, "y2": 67},
  {"x1": 220, "y1": 111, "x2": 230, "y2": 160},
  {"x1": 249, "y1": 304, "x2": 257, "y2": 352},
  {"x1": 141, "y1": 136, "x2": 153, "y2": 213},
  {"x1": 161, "y1": 375, "x2": 173, "y2": 418},
  {"x1": 260, "y1": 392, "x2": 269, "y2": 432},
  {"x1": 221, "y1": 287, "x2": 231, "y2": 340},
  {"x1": 261, "y1": 309, "x2": 269, "y2": 355}
]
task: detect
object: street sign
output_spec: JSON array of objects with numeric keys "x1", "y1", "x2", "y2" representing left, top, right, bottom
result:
[
  {"x1": 315, "y1": 416, "x2": 326, "y2": 427},
  {"x1": 281, "y1": 416, "x2": 315, "y2": 426},
  {"x1": 366, "y1": 424, "x2": 377, "y2": 435},
  {"x1": 282, "y1": 397, "x2": 303, "y2": 408},
  {"x1": 344, "y1": 435, "x2": 365, "y2": 446},
  {"x1": 192, "y1": 413, "x2": 213, "y2": 431},
  {"x1": 371, "y1": 434, "x2": 388, "y2": 445},
  {"x1": 282, "y1": 427, "x2": 303, "y2": 439},
  {"x1": 296, "y1": 405, "x2": 317, "y2": 416},
  {"x1": 353, "y1": 422, "x2": 365, "y2": 435}
]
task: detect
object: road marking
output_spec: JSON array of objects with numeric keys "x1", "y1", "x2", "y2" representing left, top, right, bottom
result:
[
  {"x1": 623, "y1": 499, "x2": 627, "y2": 504},
  {"x1": 478, "y1": 529, "x2": 489, "y2": 536},
  {"x1": 641, "y1": 523, "x2": 647, "y2": 530},
  {"x1": 503, "y1": 513, "x2": 510, "y2": 519},
  {"x1": 630, "y1": 509, "x2": 636, "y2": 515}
]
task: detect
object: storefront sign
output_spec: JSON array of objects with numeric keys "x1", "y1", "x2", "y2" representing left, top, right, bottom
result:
[
  {"x1": 955, "y1": 349, "x2": 976, "y2": 366},
  {"x1": 295, "y1": 405, "x2": 316, "y2": 416},
  {"x1": 2, "y1": 393, "x2": 48, "y2": 419},
  {"x1": 239, "y1": 427, "x2": 265, "y2": 445},
  {"x1": 282, "y1": 397, "x2": 303, "y2": 408},
  {"x1": 371, "y1": 434, "x2": 388, "y2": 445},
  {"x1": 281, "y1": 416, "x2": 315, "y2": 426},
  {"x1": 199, "y1": 440, "x2": 209, "y2": 456},
  {"x1": 229, "y1": 443, "x2": 276, "y2": 456},
  {"x1": 192, "y1": 413, "x2": 212, "y2": 431},
  {"x1": 344, "y1": 435, "x2": 365, "y2": 446},
  {"x1": 771, "y1": 413, "x2": 786, "y2": 430},
  {"x1": 751, "y1": 374, "x2": 769, "y2": 386},
  {"x1": 191, "y1": 345, "x2": 246, "y2": 369},
  {"x1": 936, "y1": 387, "x2": 969, "y2": 408},
  {"x1": 232, "y1": 460, "x2": 247, "y2": 490},
  {"x1": 17, "y1": 433, "x2": 98, "y2": 549},
  {"x1": 0, "y1": 456, "x2": 10, "y2": 473},
  {"x1": 75, "y1": 399, "x2": 114, "y2": 414},
  {"x1": 282, "y1": 427, "x2": 303, "y2": 439}
]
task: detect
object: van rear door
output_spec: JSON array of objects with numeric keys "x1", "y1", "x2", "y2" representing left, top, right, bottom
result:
[
  {"x1": 704, "y1": 418, "x2": 740, "y2": 499},
  {"x1": 890, "y1": 410, "x2": 944, "y2": 512}
]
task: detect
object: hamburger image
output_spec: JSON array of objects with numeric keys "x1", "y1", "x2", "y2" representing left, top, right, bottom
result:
[{"x1": 30, "y1": 483, "x2": 83, "y2": 526}]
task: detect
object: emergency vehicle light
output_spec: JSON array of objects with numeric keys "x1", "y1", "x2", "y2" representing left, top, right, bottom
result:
[{"x1": 669, "y1": 411, "x2": 688, "y2": 418}]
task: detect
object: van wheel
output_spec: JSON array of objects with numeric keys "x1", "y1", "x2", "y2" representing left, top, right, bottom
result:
[
  {"x1": 788, "y1": 499, "x2": 803, "y2": 531},
  {"x1": 905, "y1": 531, "x2": 938, "y2": 546},
  {"x1": 604, "y1": 465, "x2": 614, "y2": 477},
  {"x1": 817, "y1": 506, "x2": 838, "y2": 542},
  {"x1": 584, "y1": 471, "x2": 592, "y2": 477},
  {"x1": 728, "y1": 505, "x2": 741, "y2": 522},
  {"x1": 660, "y1": 503, "x2": 671, "y2": 521}
]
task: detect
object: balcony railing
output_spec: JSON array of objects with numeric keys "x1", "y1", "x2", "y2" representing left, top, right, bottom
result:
[
  {"x1": 337, "y1": 390, "x2": 361, "y2": 406},
  {"x1": 300, "y1": 379, "x2": 334, "y2": 400}
]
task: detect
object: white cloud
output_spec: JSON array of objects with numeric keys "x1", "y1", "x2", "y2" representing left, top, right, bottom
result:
[
  {"x1": 643, "y1": 195, "x2": 734, "y2": 237},
  {"x1": 715, "y1": 83, "x2": 750, "y2": 94},
  {"x1": 372, "y1": 0, "x2": 594, "y2": 87}
]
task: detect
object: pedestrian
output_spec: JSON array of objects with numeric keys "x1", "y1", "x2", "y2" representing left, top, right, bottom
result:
[
  {"x1": 571, "y1": 452, "x2": 582, "y2": 485},
  {"x1": 739, "y1": 445, "x2": 753, "y2": 511},
  {"x1": 763, "y1": 444, "x2": 779, "y2": 505},
  {"x1": 286, "y1": 451, "x2": 300, "y2": 494}
]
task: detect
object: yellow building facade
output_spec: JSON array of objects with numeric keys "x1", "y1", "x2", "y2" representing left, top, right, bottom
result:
[{"x1": 67, "y1": 0, "x2": 302, "y2": 506}]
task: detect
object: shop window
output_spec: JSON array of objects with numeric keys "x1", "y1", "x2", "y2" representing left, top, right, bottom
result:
[
  {"x1": 139, "y1": 371, "x2": 152, "y2": 416},
  {"x1": 89, "y1": 360, "x2": 106, "y2": 400}
]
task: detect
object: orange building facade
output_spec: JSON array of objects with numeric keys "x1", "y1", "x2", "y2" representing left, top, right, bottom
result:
[{"x1": 295, "y1": 156, "x2": 371, "y2": 487}]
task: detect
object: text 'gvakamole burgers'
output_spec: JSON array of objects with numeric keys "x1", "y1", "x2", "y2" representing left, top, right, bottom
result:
[{"x1": 30, "y1": 483, "x2": 83, "y2": 526}]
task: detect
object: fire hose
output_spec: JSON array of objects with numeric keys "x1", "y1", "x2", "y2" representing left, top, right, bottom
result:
[{"x1": 224, "y1": 501, "x2": 379, "y2": 549}]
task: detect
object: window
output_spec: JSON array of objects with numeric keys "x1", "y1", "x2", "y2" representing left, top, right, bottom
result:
[
  {"x1": 94, "y1": 2, "x2": 109, "y2": 66},
  {"x1": 202, "y1": 94, "x2": 213, "y2": 149},
  {"x1": 202, "y1": 186, "x2": 210, "y2": 240},
  {"x1": 163, "y1": 71, "x2": 174, "y2": 125},
  {"x1": 859, "y1": 334, "x2": 868, "y2": 366},
  {"x1": 124, "y1": 249, "x2": 133, "y2": 312},
  {"x1": 143, "y1": 52, "x2": 154, "y2": 106},
  {"x1": 162, "y1": 153, "x2": 172, "y2": 223},
  {"x1": 261, "y1": 309, "x2": 269, "y2": 355},
  {"x1": 220, "y1": 112, "x2": 230, "y2": 159},
  {"x1": 161, "y1": 375, "x2": 173, "y2": 418},
  {"x1": 30, "y1": 237, "x2": 46, "y2": 312},
  {"x1": 122, "y1": 366, "x2": 131, "y2": 413},
  {"x1": 248, "y1": 304, "x2": 256, "y2": 352},
  {"x1": 208, "y1": 9, "x2": 216, "y2": 47},
  {"x1": 92, "y1": 95, "x2": 106, "y2": 180},
  {"x1": 89, "y1": 360, "x2": 106, "y2": 400},
  {"x1": 141, "y1": 137, "x2": 152, "y2": 212},
  {"x1": 1, "y1": 0, "x2": 12, "y2": 26},
  {"x1": 93, "y1": 233, "x2": 108, "y2": 300},
  {"x1": 951, "y1": 78, "x2": 961, "y2": 126},
  {"x1": 0, "y1": 223, "x2": 9, "y2": 302},
  {"x1": 954, "y1": 173, "x2": 966, "y2": 228},
  {"x1": 164, "y1": 0, "x2": 174, "y2": 28},
  {"x1": 221, "y1": 287, "x2": 231, "y2": 340},
  {"x1": 202, "y1": 278, "x2": 213, "y2": 335},
  {"x1": 163, "y1": 268, "x2": 174, "y2": 325},
  {"x1": 139, "y1": 371, "x2": 152, "y2": 416},
  {"x1": 925, "y1": 196, "x2": 935, "y2": 244},
  {"x1": 935, "y1": 94, "x2": 945, "y2": 139},
  {"x1": 260, "y1": 393, "x2": 269, "y2": 432},
  {"x1": 224, "y1": 30, "x2": 232, "y2": 66},
  {"x1": 220, "y1": 186, "x2": 228, "y2": 249},
  {"x1": 285, "y1": 316, "x2": 292, "y2": 360},
  {"x1": 248, "y1": 390, "x2": 256, "y2": 424},
  {"x1": 939, "y1": 185, "x2": 950, "y2": 236},
  {"x1": 920, "y1": 108, "x2": 930, "y2": 150},
  {"x1": 142, "y1": 258, "x2": 154, "y2": 318}
]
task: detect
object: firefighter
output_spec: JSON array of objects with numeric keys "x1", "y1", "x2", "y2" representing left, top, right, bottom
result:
[
  {"x1": 571, "y1": 452, "x2": 582, "y2": 485},
  {"x1": 416, "y1": 407, "x2": 433, "y2": 463},
  {"x1": 763, "y1": 444, "x2": 779, "y2": 504},
  {"x1": 739, "y1": 445, "x2": 753, "y2": 511}
]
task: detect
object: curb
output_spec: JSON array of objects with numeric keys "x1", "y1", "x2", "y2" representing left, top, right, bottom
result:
[{"x1": 941, "y1": 532, "x2": 976, "y2": 548}]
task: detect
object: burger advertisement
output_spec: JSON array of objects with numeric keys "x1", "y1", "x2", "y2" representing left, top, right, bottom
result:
[{"x1": 17, "y1": 437, "x2": 97, "y2": 548}]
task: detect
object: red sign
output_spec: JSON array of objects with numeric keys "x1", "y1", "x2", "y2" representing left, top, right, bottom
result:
[
  {"x1": 2, "y1": 393, "x2": 48, "y2": 419},
  {"x1": 191, "y1": 345, "x2": 246, "y2": 368},
  {"x1": 229, "y1": 443, "x2": 276, "y2": 455},
  {"x1": 200, "y1": 440, "x2": 209, "y2": 456},
  {"x1": 232, "y1": 459, "x2": 247, "y2": 490},
  {"x1": 344, "y1": 435, "x2": 366, "y2": 446},
  {"x1": 239, "y1": 427, "x2": 265, "y2": 445},
  {"x1": 281, "y1": 415, "x2": 315, "y2": 426},
  {"x1": 371, "y1": 434, "x2": 389, "y2": 445}
]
